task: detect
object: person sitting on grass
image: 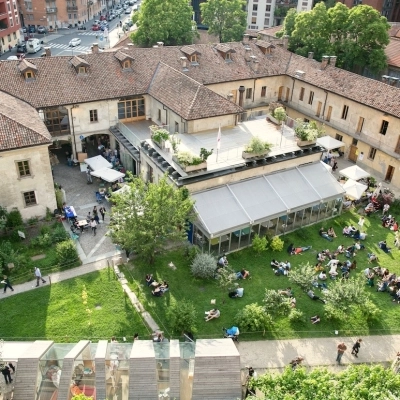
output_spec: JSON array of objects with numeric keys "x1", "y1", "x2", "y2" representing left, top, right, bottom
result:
[
  {"x1": 366, "y1": 271, "x2": 375, "y2": 287},
  {"x1": 376, "y1": 280, "x2": 388, "y2": 292},
  {"x1": 379, "y1": 240, "x2": 391, "y2": 253},
  {"x1": 354, "y1": 241, "x2": 365, "y2": 251},
  {"x1": 205, "y1": 308, "x2": 220, "y2": 322},
  {"x1": 365, "y1": 202, "x2": 375, "y2": 216},
  {"x1": 359, "y1": 231, "x2": 368, "y2": 240},
  {"x1": 307, "y1": 289, "x2": 326, "y2": 303},
  {"x1": 317, "y1": 252, "x2": 326, "y2": 262},
  {"x1": 310, "y1": 315, "x2": 321, "y2": 324},
  {"x1": 236, "y1": 269, "x2": 250, "y2": 279},
  {"x1": 229, "y1": 285, "x2": 244, "y2": 298},
  {"x1": 319, "y1": 271, "x2": 327, "y2": 281},
  {"x1": 160, "y1": 281, "x2": 169, "y2": 293},
  {"x1": 152, "y1": 286, "x2": 163, "y2": 297},
  {"x1": 327, "y1": 227, "x2": 337, "y2": 238},
  {"x1": 367, "y1": 253, "x2": 379, "y2": 263},
  {"x1": 319, "y1": 227, "x2": 333, "y2": 242},
  {"x1": 145, "y1": 274, "x2": 154, "y2": 286},
  {"x1": 353, "y1": 230, "x2": 361, "y2": 240},
  {"x1": 270, "y1": 259, "x2": 280, "y2": 269},
  {"x1": 291, "y1": 246, "x2": 312, "y2": 255},
  {"x1": 315, "y1": 262, "x2": 324, "y2": 272},
  {"x1": 279, "y1": 287, "x2": 294, "y2": 297},
  {"x1": 290, "y1": 297, "x2": 297, "y2": 308},
  {"x1": 218, "y1": 255, "x2": 228, "y2": 267},
  {"x1": 287, "y1": 243, "x2": 294, "y2": 254},
  {"x1": 342, "y1": 226, "x2": 351, "y2": 236}
]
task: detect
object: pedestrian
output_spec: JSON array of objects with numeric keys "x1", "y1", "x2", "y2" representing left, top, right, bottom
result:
[
  {"x1": 86, "y1": 211, "x2": 91, "y2": 222},
  {"x1": 8, "y1": 44, "x2": 12, "y2": 52},
  {"x1": 1, "y1": 364, "x2": 12, "y2": 384},
  {"x1": 351, "y1": 338, "x2": 362, "y2": 357},
  {"x1": 133, "y1": 333, "x2": 139, "y2": 341},
  {"x1": 8, "y1": 363, "x2": 15, "y2": 373},
  {"x1": 99, "y1": 206, "x2": 106, "y2": 222},
  {"x1": 93, "y1": 206, "x2": 99, "y2": 224},
  {"x1": 90, "y1": 218, "x2": 97, "y2": 236},
  {"x1": 336, "y1": 342, "x2": 347, "y2": 365},
  {"x1": 86, "y1": 167, "x2": 93, "y2": 184},
  {"x1": 34, "y1": 267, "x2": 46, "y2": 287},
  {"x1": 2, "y1": 275, "x2": 14, "y2": 293},
  {"x1": 383, "y1": 203, "x2": 390, "y2": 217}
]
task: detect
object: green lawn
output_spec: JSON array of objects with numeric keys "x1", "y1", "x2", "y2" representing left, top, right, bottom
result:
[
  {"x1": 0, "y1": 269, "x2": 149, "y2": 342},
  {"x1": 123, "y1": 210, "x2": 400, "y2": 341}
]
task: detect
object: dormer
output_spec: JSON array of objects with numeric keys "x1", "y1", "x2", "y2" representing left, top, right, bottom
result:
[
  {"x1": 114, "y1": 50, "x2": 134, "y2": 71},
  {"x1": 180, "y1": 46, "x2": 201, "y2": 65},
  {"x1": 70, "y1": 56, "x2": 90, "y2": 75},
  {"x1": 255, "y1": 42, "x2": 275, "y2": 56},
  {"x1": 18, "y1": 59, "x2": 38, "y2": 81},
  {"x1": 214, "y1": 44, "x2": 236, "y2": 62}
]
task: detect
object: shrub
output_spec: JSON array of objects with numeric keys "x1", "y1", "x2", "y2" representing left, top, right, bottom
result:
[
  {"x1": 10, "y1": 226, "x2": 25, "y2": 242},
  {"x1": 252, "y1": 234, "x2": 268, "y2": 254},
  {"x1": 52, "y1": 225, "x2": 69, "y2": 243},
  {"x1": 167, "y1": 299, "x2": 198, "y2": 334},
  {"x1": 235, "y1": 303, "x2": 272, "y2": 332},
  {"x1": 6, "y1": 208, "x2": 23, "y2": 228},
  {"x1": 244, "y1": 137, "x2": 272, "y2": 153},
  {"x1": 288, "y1": 309, "x2": 305, "y2": 323},
  {"x1": 28, "y1": 216, "x2": 39, "y2": 225},
  {"x1": 288, "y1": 262, "x2": 316, "y2": 291},
  {"x1": 183, "y1": 243, "x2": 200, "y2": 264},
  {"x1": 56, "y1": 240, "x2": 79, "y2": 266},
  {"x1": 273, "y1": 107, "x2": 287, "y2": 123},
  {"x1": 263, "y1": 289, "x2": 291, "y2": 316},
  {"x1": 190, "y1": 253, "x2": 216, "y2": 279},
  {"x1": 45, "y1": 207, "x2": 53, "y2": 221},
  {"x1": 0, "y1": 206, "x2": 8, "y2": 231},
  {"x1": 40, "y1": 225, "x2": 51, "y2": 235},
  {"x1": 55, "y1": 187, "x2": 64, "y2": 210},
  {"x1": 32, "y1": 233, "x2": 52, "y2": 248},
  {"x1": 359, "y1": 298, "x2": 382, "y2": 322},
  {"x1": 269, "y1": 236, "x2": 284, "y2": 252}
]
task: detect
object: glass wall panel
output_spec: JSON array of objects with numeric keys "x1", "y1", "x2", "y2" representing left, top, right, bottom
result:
[
  {"x1": 70, "y1": 344, "x2": 95, "y2": 400},
  {"x1": 154, "y1": 342, "x2": 170, "y2": 397},
  {"x1": 180, "y1": 343, "x2": 195, "y2": 400}
]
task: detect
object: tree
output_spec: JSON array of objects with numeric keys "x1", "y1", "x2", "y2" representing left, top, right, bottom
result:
[
  {"x1": 252, "y1": 234, "x2": 268, "y2": 254},
  {"x1": 217, "y1": 266, "x2": 237, "y2": 303},
  {"x1": 235, "y1": 303, "x2": 272, "y2": 332},
  {"x1": 108, "y1": 174, "x2": 194, "y2": 264},
  {"x1": 200, "y1": 0, "x2": 247, "y2": 43},
  {"x1": 167, "y1": 299, "x2": 198, "y2": 334},
  {"x1": 191, "y1": 253, "x2": 217, "y2": 279},
  {"x1": 288, "y1": 262, "x2": 315, "y2": 291},
  {"x1": 130, "y1": 0, "x2": 195, "y2": 46},
  {"x1": 276, "y1": 8, "x2": 297, "y2": 38},
  {"x1": 263, "y1": 289, "x2": 291, "y2": 316}
]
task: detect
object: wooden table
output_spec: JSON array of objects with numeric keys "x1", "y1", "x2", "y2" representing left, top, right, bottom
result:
[{"x1": 77, "y1": 219, "x2": 88, "y2": 227}]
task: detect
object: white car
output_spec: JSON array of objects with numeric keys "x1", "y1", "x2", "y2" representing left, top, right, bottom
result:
[{"x1": 69, "y1": 38, "x2": 82, "y2": 47}]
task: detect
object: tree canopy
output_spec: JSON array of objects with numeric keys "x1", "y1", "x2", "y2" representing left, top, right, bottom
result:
[
  {"x1": 108, "y1": 174, "x2": 194, "y2": 263},
  {"x1": 200, "y1": 0, "x2": 247, "y2": 43},
  {"x1": 277, "y1": 3, "x2": 390, "y2": 73},
  {"x1": 130, "y1": 0, "x2": 195, "y2": 46}
]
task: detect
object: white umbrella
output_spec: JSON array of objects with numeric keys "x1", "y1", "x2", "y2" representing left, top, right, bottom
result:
[
  {"x1": 341, "y1": 179, "x2": 368, "y2": 200},
  {"x1": 84, "y1": 155, "x2": 112, "y2": 171},
  {"x1": 339, "y1": 165, "x2": 370, "y2": 180},
  {"x1": 317, "y1": 136, "x2": 345, "y2": 150},
  {"x1": 90, "y1": 167, "x2": 125, "y2": 183}
]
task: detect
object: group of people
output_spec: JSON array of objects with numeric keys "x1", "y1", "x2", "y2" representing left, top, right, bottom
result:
[
  {"x1": 271, "y1": 259, "x2": 291, "y2": 276},
  {"x1": 364, "y1": 265, "x2": 400, "y2": 302},
  {"x1": 68, "y1": 204, "x2": 106, "y2": 237},
  {"x1": 216, "y1": 255, "x2": 250, "y2": 280},
  {"x1": 381, "y1": 215, "x2": 398, "y2": 231},
  {"x1": 145, "y1": 274, "x2": 169, "y2": 297},
  {"x1": 287, "y1": 244, "x2": 312, "y2": 256}
]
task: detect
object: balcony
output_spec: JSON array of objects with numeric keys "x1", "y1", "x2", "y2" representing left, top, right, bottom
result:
[
  {"x1": 46, "y1": 7, "x2": 57, "y2": 13},
  {"x1": 67, "y1": 5, "x2": 78, "y2": 11}
]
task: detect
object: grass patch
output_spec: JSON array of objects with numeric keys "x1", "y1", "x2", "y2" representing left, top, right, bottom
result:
[
  {"x1": 0, "y1": 269, "x2": 149, "y2": 342},
  {"x1": 124, "y1": 210, "x2": 400, "y2": 340}
]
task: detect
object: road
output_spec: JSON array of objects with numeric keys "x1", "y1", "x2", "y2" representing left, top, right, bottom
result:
[{"x1": 0, "y1": 12, "x2": 134, "y2": 60}]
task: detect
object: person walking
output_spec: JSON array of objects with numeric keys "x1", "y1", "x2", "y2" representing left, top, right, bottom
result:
[
  {"x1": 1, "y1": 364, "x2": 12, "y2": 384},
  {"x1": 86, "y1": 167, "x2": 93, "y2": 184},
  {"x1": 351, "y1": 338, "x2": 362, "y2": 357},
  {"x1": 336, "y1": 342, "x2": 347, "y2": 365},
  {"x1": 93, "y1": 206, "x2": 100, "y2": 224},
  {"x1": 99, "y1": 206, "x2": 106, "y2": 222},
  {"x1": 90, "y1": 218, "x2": 97, "y2": 236},
  {"x1": 2, "y1": 275, "x2": 14, "y2": 293},
  {"x1": 34, "y1": 267, "x2": 46, "y2": 287}
]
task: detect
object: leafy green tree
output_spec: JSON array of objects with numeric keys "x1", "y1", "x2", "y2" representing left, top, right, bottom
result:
[
  {"x1": 269, "y1": 236, "x2": 284, "y2": 252},
  {"x1": 108, "y1": 174, "x2": 194, "y2": 264},
  {"x1": 131, "y1": 0, "x2": 195, "y2": 46},
  {"x1": 200, "y1": 0, "x2": 247, "y2": 43},
  {"x1": 235, "y1": 303, "x2": 272, "y2": 332},
  {"x1": 217, "y1": 266, "x2": 237, "y2": 303},
  {"x1": 56, "y1": 239, "x2": 79, "y2": 266},
  {"x1": 167, "y1": 299, "x2": 198, "y2": 334},
  {"x1": 263, "y1": 289, "x2": 291, "y2": 316},
  {"x1": 252, "y1": 234, "x2": 268, "y2": 254},
  {"x1": 288, "y1": 262, "x2": 316, "y2": 291},
  {"x1": 191, "y1": 253, "x2": 217, "y2": 279},
  {"x1": 276, "y1": 8, "x2": 297, "y2": 38}
]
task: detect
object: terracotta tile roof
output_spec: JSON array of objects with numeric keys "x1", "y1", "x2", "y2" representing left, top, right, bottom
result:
[
  {"x1": 114, "y1": 51, "x2": 134, "y2": 63},
  {"x1": 18, "y1": 59, "x2": 37, "y2": 73},
  {"x1": 385, "y1": 38, "x2": 400, "y2": 68},
  {"x1": 148, "y1": 62, "x2": 243, "y2": 120},
  {"x1": 257, "y1": 26, "x2": 282, "y2": 37},
  {"x1": 214, "y1": 44, "x2": 235, "y2": 54},
  {"x1": 70, "y1": 56, "x2": 90, "y2": 68},
  {"x1": 180, "y1": 46, "x2": 201, "y2": 56},
  {"x1": 0, "y1": 90, "x2": 51, "y2": 151}
]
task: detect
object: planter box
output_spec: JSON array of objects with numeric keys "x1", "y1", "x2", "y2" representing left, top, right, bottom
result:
[
  {"x1": 266, "y1": 114, "x2": 280, "y2": 125},
  {"x1": 153, "y1": 138, "x2": 167, "y2": 150},
  {"x1": 297, "y1": 139, "x2": 317, "y2": 147},
  {"x1": 242, "y1": 150, "x2": 270, "y2": 159},
  {"x1": 172, "y1": 156, "x2": 207, "y2": 172}
]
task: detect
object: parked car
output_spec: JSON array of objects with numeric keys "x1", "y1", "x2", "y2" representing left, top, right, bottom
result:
[
  {"x1": 100, "y1": 24, "x2": 109, "y2": 31},
  {"x1": 123, "y1": 4, "x2": 128, "y2": 9},
  {"x1": 77, "y1": 24, "x2": 87, "y2": 30},
  {"x1": 69, "y1": 38, "x2": 82, "y2": 47},
  {"x1": 37, "y1": 26, "x2": 47, "y2": 34},
  {"x1": 125, "y1": 7, "x2": 131, "y2": 13},
  {"x1": 100, "y1": 15, "x2": 107, "y2": 21},
  {"x1": 28, "y1": 26, "x2": 36, "y2": 33},
  {"x1": 108, "y1": 15, "x2": 113, "y2": 21},
  {"x1": 92, "y1": 24, "x2": 100, "y2": 31},
  {"x1": 94, "y1": 19, "x2": 101, "y2": 25},
  {"x1": 16, "y1": 43, "x2": 27, "y2": 55}
]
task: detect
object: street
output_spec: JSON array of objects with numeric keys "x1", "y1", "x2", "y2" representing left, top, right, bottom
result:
[{"x1": 0, "y1": 13, "x2": 134, "y2": 60}]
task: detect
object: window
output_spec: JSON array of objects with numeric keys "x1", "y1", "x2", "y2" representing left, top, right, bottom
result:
[
  {"x1": 190, "y1": 54, "x2": 197, "y2": 63},
  {"x1": 341, "y1": 105, "x2": 349, "y2": 120},
  {"x1": 23, "y1": 191, "x2": 37, "y2": 207},
  {"x1": 158, "y1": 109, "x2": 161, "y2": 121},
  {"x1": 225, "y1": 52, "x2": 231, "y2": 60},
  {"x1": 326, "y1": 106, "x2": 332, "y2": 122},
  {"x1": 17, "y1": 160, "x2": 31, "y2": 177},
  {"x1": 25, "y1": 71, "x2": 33, "y2": 80},
  {"x1": 304, "y1": 118, "x2": 310, "y2": 123},
  {"x1": 261, "y1": 86, "x2": 266, "y2": 97},
  {"x1": 122, "y1": 60, "x2": 131, "y2": 69},
  {"x1": 299, "y1": 87, "x2": 305, "y2": 101},
  {"x1": 118, "y1": 97, "x2": 145, "y2": 121},
  {"x1": 335, "y1": 134, "x2": 343, "y2": 141},
  {"x1": 78, "y1": 66, "x2": 86, "y2": 74},
  {"x1": 316, "y1": 101, "x2": 322, "y2": 117},
  {"x1": 395, "y1": 136, "x2": 400, "y2": 155},
  {"x1": 7, "y1": 34, "x2": 11, "y2": 42},
  {"x1": 352, "y1": 138, "x2": 358, "y2": 146},
  {"x1": 246, "y1": 88, "x2": 252, "y2": 99},
  {"x1": 89, "y1": 109, "x2": 98, "y2": 122},
  {"x1": 356, "y1": 117, "x2": 364, "y2": 133},
  {"x1": 253, "y1": 4, "x2": 258, "y2": 10},
  {"x1": 308, "y1": 91, "x2": 314, "y2": 105},
  {"x1": 251, "y1": 17, "x2": 257, "y2": 24},
  {"x1": 175, "y1": 121, "x2": 179, "y2": 132},
  {"x1": 380, "y1": 120, "x2": 389, "y2": 135},
  {"x1": 266, "y1": 4, "x2": 271, "y2": 10},
  {"x1": 368, "y1": 147, "x2": 377, "y2": 160}
]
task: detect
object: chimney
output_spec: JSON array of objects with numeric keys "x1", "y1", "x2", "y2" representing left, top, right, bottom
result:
[
  {"x1": 390, "y1": 77, "x2": 399, "y2": 86},
  {"x1": 282, "y1": 35, "x2": 289, "y2": 50},
  {"x1": 44, "y1": 47, "x2": 51, "y2": 57},
  {"x1": 180, "y1": 56, "x2": 188, "y2": 71},
  {"x1": 329, "y1": 56, "x2": 337, "y2": 67},
  {"x1": 308, "y1": 52, "x2": 313, "y2": 59},
  {"x1": 92, "y1": 43, "x2": 99, "y2": 54},
  {"x1": 238, "y1": 85, "x2": 245, "y2": 107},
  {"x1": 243, "y1": 33, "x2": 250, "y2": 43},
  {"x1": 321, "y1": 55, "x2": 329, "y2": 70},
  {"x1": 382, "y1": 75, "x2": 390, "y2": 83}
]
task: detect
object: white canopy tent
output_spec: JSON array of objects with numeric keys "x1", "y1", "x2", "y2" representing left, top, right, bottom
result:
[
  {"x1": 90, "y1": 168, "x2": 125, "y2": 183},
  {"x1": 339, "y1": 165, "x2": 370, "y2": 180},
  {"x1": 317, "y1": 136, "x2": 345, "y2": 150},
  {"x1": 320, "y1": 160, "x2": 332, "y2": 172},
  {"x1": 84, "y1": 155, "x2": 112, "y2": 171},
  {"x1": 341, "y1": 179, "x2": 368, "y2": 200}
]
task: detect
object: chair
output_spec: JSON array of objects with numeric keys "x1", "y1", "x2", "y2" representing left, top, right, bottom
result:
[{"x1": 69, "y1": 232, "x2": 79, "y2": 241}]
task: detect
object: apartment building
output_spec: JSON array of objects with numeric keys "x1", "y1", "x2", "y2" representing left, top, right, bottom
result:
[
  {"x1": 340, "y1": 0, "x2": 400, "y2": 21},
  {"x1": 246, "y1": 0, "x2": 277, "y2": 30},
  {"x1": 0, "y1": 0, "x2": 21, "y2": 53}
]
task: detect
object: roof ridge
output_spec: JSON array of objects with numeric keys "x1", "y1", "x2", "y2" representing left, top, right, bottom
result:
[{"x1": 187, "y1": 86, "x2": 201, "y2": 120}]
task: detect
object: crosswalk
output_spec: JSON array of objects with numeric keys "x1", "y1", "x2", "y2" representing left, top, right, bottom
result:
[
  {"x1": 78, "y1": 31, "x2": 106, "y2": 36},
  {"x1": 46, "y1": 42, "x2": 92, "y2": 52}
]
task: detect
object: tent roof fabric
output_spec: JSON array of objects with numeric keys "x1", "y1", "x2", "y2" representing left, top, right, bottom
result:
[
  {"x1": 339, "y1": 165, "x2": 370, "y2": 180},
  {"x1": 192, "y1": 162, "x2": 345, "y2": 237},
  {"x1": 90, "y1": 167, "x2": 125, "y2": 182},
  {"x1": 84, "y1": 155, "x2": 112, "y2": 171},
  {"x1": 317, "y1": 136, "x2": 345, "y2": 150}
]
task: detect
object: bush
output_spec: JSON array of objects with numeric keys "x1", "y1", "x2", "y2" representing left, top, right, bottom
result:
[
  {"x1": 269, "y1": 236, "x2": 284, "y2": 252},
  {"x1": 52, "y1": 224, "x2": 69, "y2": 243},
  {"x1": 235, "y1": 303, "x2": 272, "y2": 332},
  {"x1": 252, "y1": 234, "x2": 268, "y2": 254},
  {"x1": 263, "y1": 289, "x2": 291, "y2": 316},
  {"x1": 56, "y1": 240, "x2": 79, "y2": 266},
  {"x1": 31, "y1": 233, "x2": 52, "y2": 248},
  {"x1": 184, "y1": 243, "x2": 200, "y2": 264},
  {"x1": 10, "y1": 226, "x2": 25, "y2": 242},
  {"x1": 190, "y1": 253, "x2": 216, "y2": 279},
  {"x1": 288, "y1": 262, "x2": 316, "y2": 291},
  {"x1": 6, "y1": 208, "x2": 23, "y2": 228},
  {"x1": 45, "y1": 207, "x2": 53, "y2": 221},
  {"x1": 288, "y1": 309, "x2": 305, "y2": 323},
  {"x1": 167, "y1": 299, "x2": 198, "y2": 334},
  {"x1": 40, "y1": 225, "x2": 51, "y2": 235}
]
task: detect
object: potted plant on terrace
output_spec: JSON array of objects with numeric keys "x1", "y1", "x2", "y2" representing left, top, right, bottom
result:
[
  {"x1": 273, "y1": 107, "x2": 287, "y2": 130},
  {"x1": 266, "y1": 102, "x2": 285, "y2": 125},
  {"x1": 242, "y1": 137, "x2": 272, "y2": 159},
  {"x1": 173, "y1": 147, "x2": 213, "y2": 172},
  {"x1": 294, "y1": 119, "x2": 324, "y2": 146},
  {"x1": 150, "y1": 127, "x2": 169, "y2": 150}
]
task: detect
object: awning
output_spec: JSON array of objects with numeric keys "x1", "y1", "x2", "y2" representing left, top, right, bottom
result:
[
  {"x1": 317, "y1": 136, "x2": 345, "y2": 150},
  {"x1": 341, "y1": 179, "x2": 368, "y2": 200},
  {"x1": 339, "y1": 165, "x2": 370, "y2": 180},
  {"x1": 90, "y1": 168, "x2": 125, "y2": 183},
  {"x1": 192, "y1": 162, "x2": 345, "y2": 237},
  {"x1": 84, "y1": 155, "x2": 112, "y2": 171}
]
